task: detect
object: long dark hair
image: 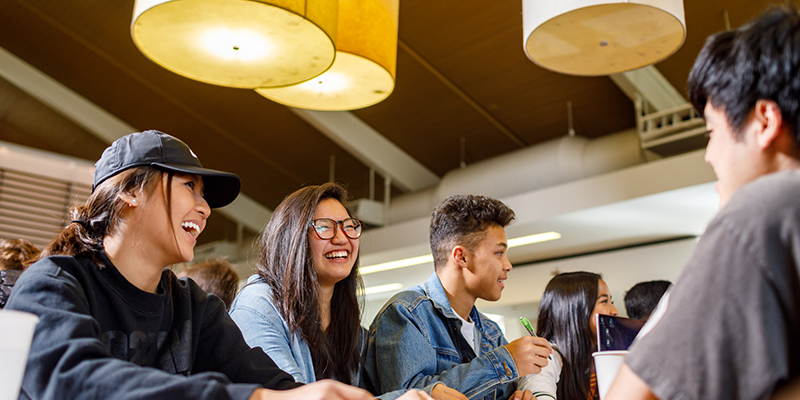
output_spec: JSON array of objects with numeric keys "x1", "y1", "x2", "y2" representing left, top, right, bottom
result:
[
  {"x1": 39, "y1": 167, "x2": 172, "y2": 266},
  {"x1": 255, "y1": 183, "x2": 363, "y2": 383},
  {"x1": 536, "y1": 271, "x2": 601, "y2": 400}
]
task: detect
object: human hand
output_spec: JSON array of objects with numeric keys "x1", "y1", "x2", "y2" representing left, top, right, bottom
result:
[
  {"x1": 250, "y1": 380, "x2": 374, "y2": 400},
  {"x1": 397, "y1": 389, "x2": 435, "y2": 400},
  {"x1": 510, "y1": 389, "x2": 536, "y2": 400},
  {"x1": 430, "y1": 383, "x2": 468, "y2": 400},
  {"x1": 505, "y1": 336, "x2": 553, "y2": 376}
]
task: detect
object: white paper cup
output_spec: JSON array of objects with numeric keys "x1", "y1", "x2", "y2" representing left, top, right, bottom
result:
[
  {"x1": 0, "y1": 310, "x2": 39, "y2": 400},
  {"x1": 592, "y1": 350, "x2": 629, "y2": 400}
]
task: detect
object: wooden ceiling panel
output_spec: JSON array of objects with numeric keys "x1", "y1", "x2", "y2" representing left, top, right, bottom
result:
[
  {"x1": 384, "y1": 0, "x2": 635, "y2": 147},
  {"x1": 353, "y1": 48, "x2": 520, "y2": 176},
  {"x1": 0, "y1": 0, "x2": 786, "y2": 218},
  {"x1": 0, "y1": 0, "x2": 377, "y2": 209},
  {"x1": 656, "y1": 0, "x2": 779, "y2": 104}
]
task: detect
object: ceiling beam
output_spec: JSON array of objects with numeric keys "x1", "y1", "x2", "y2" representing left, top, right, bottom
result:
[
  {"x1": 610, "y1": 65, "x2": 687, "y2": 112},
  {"x1": 0, "y1": 45, "x2": 271, "y2": 233},
  {"x1": 289, "y1": 108, "x2": 440, "y2": 193}
]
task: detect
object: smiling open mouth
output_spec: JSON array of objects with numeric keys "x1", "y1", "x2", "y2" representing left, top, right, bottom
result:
[
  {"x1": 181, "y1": 221, "x2": 200, "y2": 237},
  {"x1": 324, "y1": 250, "x2": 349, "y2": 260}
]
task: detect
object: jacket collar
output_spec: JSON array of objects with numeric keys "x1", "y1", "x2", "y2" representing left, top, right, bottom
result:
[{"x1": 422, "y1": 272, "x2": 483, "y2": 329}]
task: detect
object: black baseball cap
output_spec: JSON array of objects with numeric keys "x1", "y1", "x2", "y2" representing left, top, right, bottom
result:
[{"x1": 93, "y1": 130, "x2": 241, "y2": 208}]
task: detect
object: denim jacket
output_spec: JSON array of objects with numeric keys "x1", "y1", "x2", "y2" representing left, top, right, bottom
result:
[
  {"x1": 229, "y1": 275, "x2": 412, "y2": 399},
  {"x1": 360, "y1": 272, "x2": 519, "y2": 400}
]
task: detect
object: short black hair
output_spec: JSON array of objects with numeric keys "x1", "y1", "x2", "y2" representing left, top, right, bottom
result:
[
  {"x1": 429, "y1": 194, "x2": 515, "y2": 270},
  {"x1": 688, "y1": 4, "x2": 800, "y2": 142},
  {"x1": 624, "y1": 280, "x2": 671, "y2": 321}
]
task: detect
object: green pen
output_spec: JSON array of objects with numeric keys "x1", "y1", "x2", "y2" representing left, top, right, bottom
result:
[{"x1": 519, "y1": 317, "x2": 538, "y2": 337}]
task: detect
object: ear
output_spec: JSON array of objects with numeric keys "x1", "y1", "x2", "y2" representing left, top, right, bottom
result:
[
  {"x1": 118, "y1": 192, "x2": 139, "y2": 208},
  {"x1": 753, "y1": 100, "x2": 786, "y2": 149},
  {"x1": 451, "y1": 245, "x2": 470, "y2": 269}
]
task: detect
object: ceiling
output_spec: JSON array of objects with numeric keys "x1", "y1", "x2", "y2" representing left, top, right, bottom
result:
[{"x1": 0, "y1": 0, "x2": 778, "y2": 246}]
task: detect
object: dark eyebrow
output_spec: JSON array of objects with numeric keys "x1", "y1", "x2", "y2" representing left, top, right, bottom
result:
[
  {"x1": 597, "y1": 294, "x2": 610, "y2": 300},
  {"x1": 498, "y1": 242, "x2": 508, "y2": 249}
]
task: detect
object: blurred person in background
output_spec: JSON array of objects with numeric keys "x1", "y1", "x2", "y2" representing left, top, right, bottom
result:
[
  {"x1": 177, "y1": 258, "x2": 239, "y2": 310},
  {"x1": 623, "y1": 280, "x2": 671, "y2": 321},
  {"x1": 0, "y1": 238, "x2": 39, "y2": 308},
  {"x1": 518, "y1": 271, "x2": 619, "y2": 399}
]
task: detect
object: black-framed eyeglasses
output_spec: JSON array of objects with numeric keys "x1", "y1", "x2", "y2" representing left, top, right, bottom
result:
[{"x1": 310, "y1": 218, "x2": 363, "y2": 240}]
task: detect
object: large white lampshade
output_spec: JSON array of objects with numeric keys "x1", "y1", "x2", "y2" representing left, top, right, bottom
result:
[
  {"x1": 132, "y1": 0, "x2": 338, "y2": 88},
  {"x1": 522, "y1": 0, "x2": 686, "y2": 76},
  {"x1": 256, "y1": 0, "x2": 398, "y2": 111}
]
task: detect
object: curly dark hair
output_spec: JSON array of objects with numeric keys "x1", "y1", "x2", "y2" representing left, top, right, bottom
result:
[{"x1": 429, "y1": 194, "x2": 515, "y2": 270}]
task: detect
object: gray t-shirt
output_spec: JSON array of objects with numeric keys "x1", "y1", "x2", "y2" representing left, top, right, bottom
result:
[{"x1": 626, "y1": 169, "x2": 800, "y2": 400}]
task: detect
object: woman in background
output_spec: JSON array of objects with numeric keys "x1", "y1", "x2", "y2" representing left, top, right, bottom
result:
[
  {"x1": 230, "y1": 183, "x2": 463, "y2": 400},
  {"x1": 6, "y1": 130, "x2": 372, "y2": 400},
  {"x1": 519, "y1": 271, "x2": 619, "y2": 400}
]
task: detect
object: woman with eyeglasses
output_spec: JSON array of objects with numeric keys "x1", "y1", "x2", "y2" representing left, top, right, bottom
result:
[{"x1": 230, "y1": 183, "x2": 465, "y2": 400}]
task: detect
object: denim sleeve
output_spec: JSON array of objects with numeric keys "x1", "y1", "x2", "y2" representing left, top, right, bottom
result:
[
  {"x1": 229, "y1": 302, "x2": 309, "y2": 384},
  {"x1": 364, "y1": 301, "x2": 519, "y2": 399}
]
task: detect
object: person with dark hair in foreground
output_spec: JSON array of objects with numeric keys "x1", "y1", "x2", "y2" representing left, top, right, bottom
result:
[
  {"x1": 177, "y1": 258, "x2": 239, "y2": 310},
  {"x1": 518, "y1": 272, "x2": 619, "y2": 400},
  {"x1": 623, "y1": 280, "x2": 671, "y2": 321},
  {"x1": 361, "y1": 194, "x2": 553, "y2": 400},
  {"x1": 607, "y1": 5, "x2": 800, "y2": 400},
  {"x1": 0, "y1": 238, "x2": 40, "y2": 308},
  {"x1": 6, "y1": 130, "x2": 374, "y2": 400}
]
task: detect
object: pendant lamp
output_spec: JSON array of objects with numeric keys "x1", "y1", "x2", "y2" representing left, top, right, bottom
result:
[
  {"x1": 522, "y1": 0, "x2": 686, "y2": 76},
  {"x1": 256, "y1": 0, "x2": 398, "y2": 111},
  {"x1": 132, "y1": 0, "x2": 338, "y2": 88}
]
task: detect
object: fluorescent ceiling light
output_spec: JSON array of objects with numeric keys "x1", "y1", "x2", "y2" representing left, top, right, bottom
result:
[
  {"x1": 360, "y1": 231, "x2": 560, "y2": 275},
  {"x1": 357, "y1": 283, "x2": 404, "y2": 296},
  {"x1": 507, "y1": 231, "x2": 561, "y2": 247},
  {"x1": 360, "y1": 254, "x2": 434, "y2": 275}
]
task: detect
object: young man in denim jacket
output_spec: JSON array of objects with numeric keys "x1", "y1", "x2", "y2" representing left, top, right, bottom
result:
[{"x1": 361, "y1": 194, "x2": 553, "y2": 400}]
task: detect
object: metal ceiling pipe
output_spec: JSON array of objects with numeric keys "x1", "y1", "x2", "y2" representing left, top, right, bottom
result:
[{"x1": 389, "y1": 129, "x2": 641, "y2": 223}]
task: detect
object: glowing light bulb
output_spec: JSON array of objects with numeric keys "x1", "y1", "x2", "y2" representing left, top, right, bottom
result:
[{"x1": 200, "y1": 28, "x2": 271, "y2": 61}]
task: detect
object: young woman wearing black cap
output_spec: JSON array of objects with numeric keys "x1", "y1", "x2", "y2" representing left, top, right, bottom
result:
[{"x1": 5, "y1": 130, "x2": 374, "y2": 400}]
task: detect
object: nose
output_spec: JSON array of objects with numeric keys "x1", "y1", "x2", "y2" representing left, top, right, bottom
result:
[
  {"x1": 503, "y1": 255, "x2": 512, "y2": 272},
  {"x1": 611, "y1": 303, "x2": 619, "y2": 316},
  {"x1": 330, "y1": 221, "x2": 349, "y2": 244},
  {"x1": 196, "y1": 196, "x2": 211, "y2": 220}
]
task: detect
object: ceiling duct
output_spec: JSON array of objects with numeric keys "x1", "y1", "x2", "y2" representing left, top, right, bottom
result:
[{"x1": 389, "y1": 129, "x2": 643, "y2": 224}]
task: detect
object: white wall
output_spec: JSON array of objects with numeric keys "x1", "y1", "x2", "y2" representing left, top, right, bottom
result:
[{"x1": 361, "y1": 237, "x2": 697, "y2": 338}]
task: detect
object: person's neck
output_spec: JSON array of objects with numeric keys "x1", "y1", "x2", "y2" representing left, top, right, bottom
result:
[
  {"x1": 319, "y1": 282, "x2": 334, "y2": 331},
  {"x1": 437, "y1": 267, "x2": 476, "y2": 321},
  {"x1": 103, "y1": 230, "x2": 166, "y2": 294}
]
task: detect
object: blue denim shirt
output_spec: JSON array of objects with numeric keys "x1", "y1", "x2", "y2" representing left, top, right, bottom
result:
[
  {"x1": 360, "y1": 272, "x2": 519, "y2": 400},
  {"x1": 229, "y1": 275, "x2": 316, "y2": 384},
  {"x1": 230, "y1": 275, "x2": 413, "y2": 399}
]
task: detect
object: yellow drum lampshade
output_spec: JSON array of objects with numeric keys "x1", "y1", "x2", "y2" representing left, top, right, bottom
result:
[
  {"x1": 132, "y1": 0, "x2": 338, "y2": 88},
  {"x1": 522, "y1": 0, "x2": 686, "y2": 76},
  {"x1": 256, "y1": 0, "x2": 398, "y2": 111}
]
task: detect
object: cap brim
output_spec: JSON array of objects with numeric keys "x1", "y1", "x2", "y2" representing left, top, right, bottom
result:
[{"x1": 152, "y1": 163, "x2": 241, "y2": 208}]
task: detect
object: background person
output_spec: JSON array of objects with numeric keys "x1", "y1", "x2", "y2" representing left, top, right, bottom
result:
[
  {"x1": 623, "y1": 280, "x2": 671, "y2": 321},
  {"x1": 177, "y1": 258, "x2": 239, "y2": 310},
  {"x1": 360, "y1": 194, "x2": 553, "y2": 400},
  {"x1": 0, "y1": 238, "x2": 39, "y2": 308},
  {"x1": 230, "y1": 183, "x2": 461, "y2": 400},
  {"x1": 607, "y1": 5, "x2": 800, "y2": 399},
  {"x1": 6, "y1": 130, "x2": 373, "y2": 400},
  {"x1": 518, "y1": 272, "x2": 619, "y2": 400}
]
